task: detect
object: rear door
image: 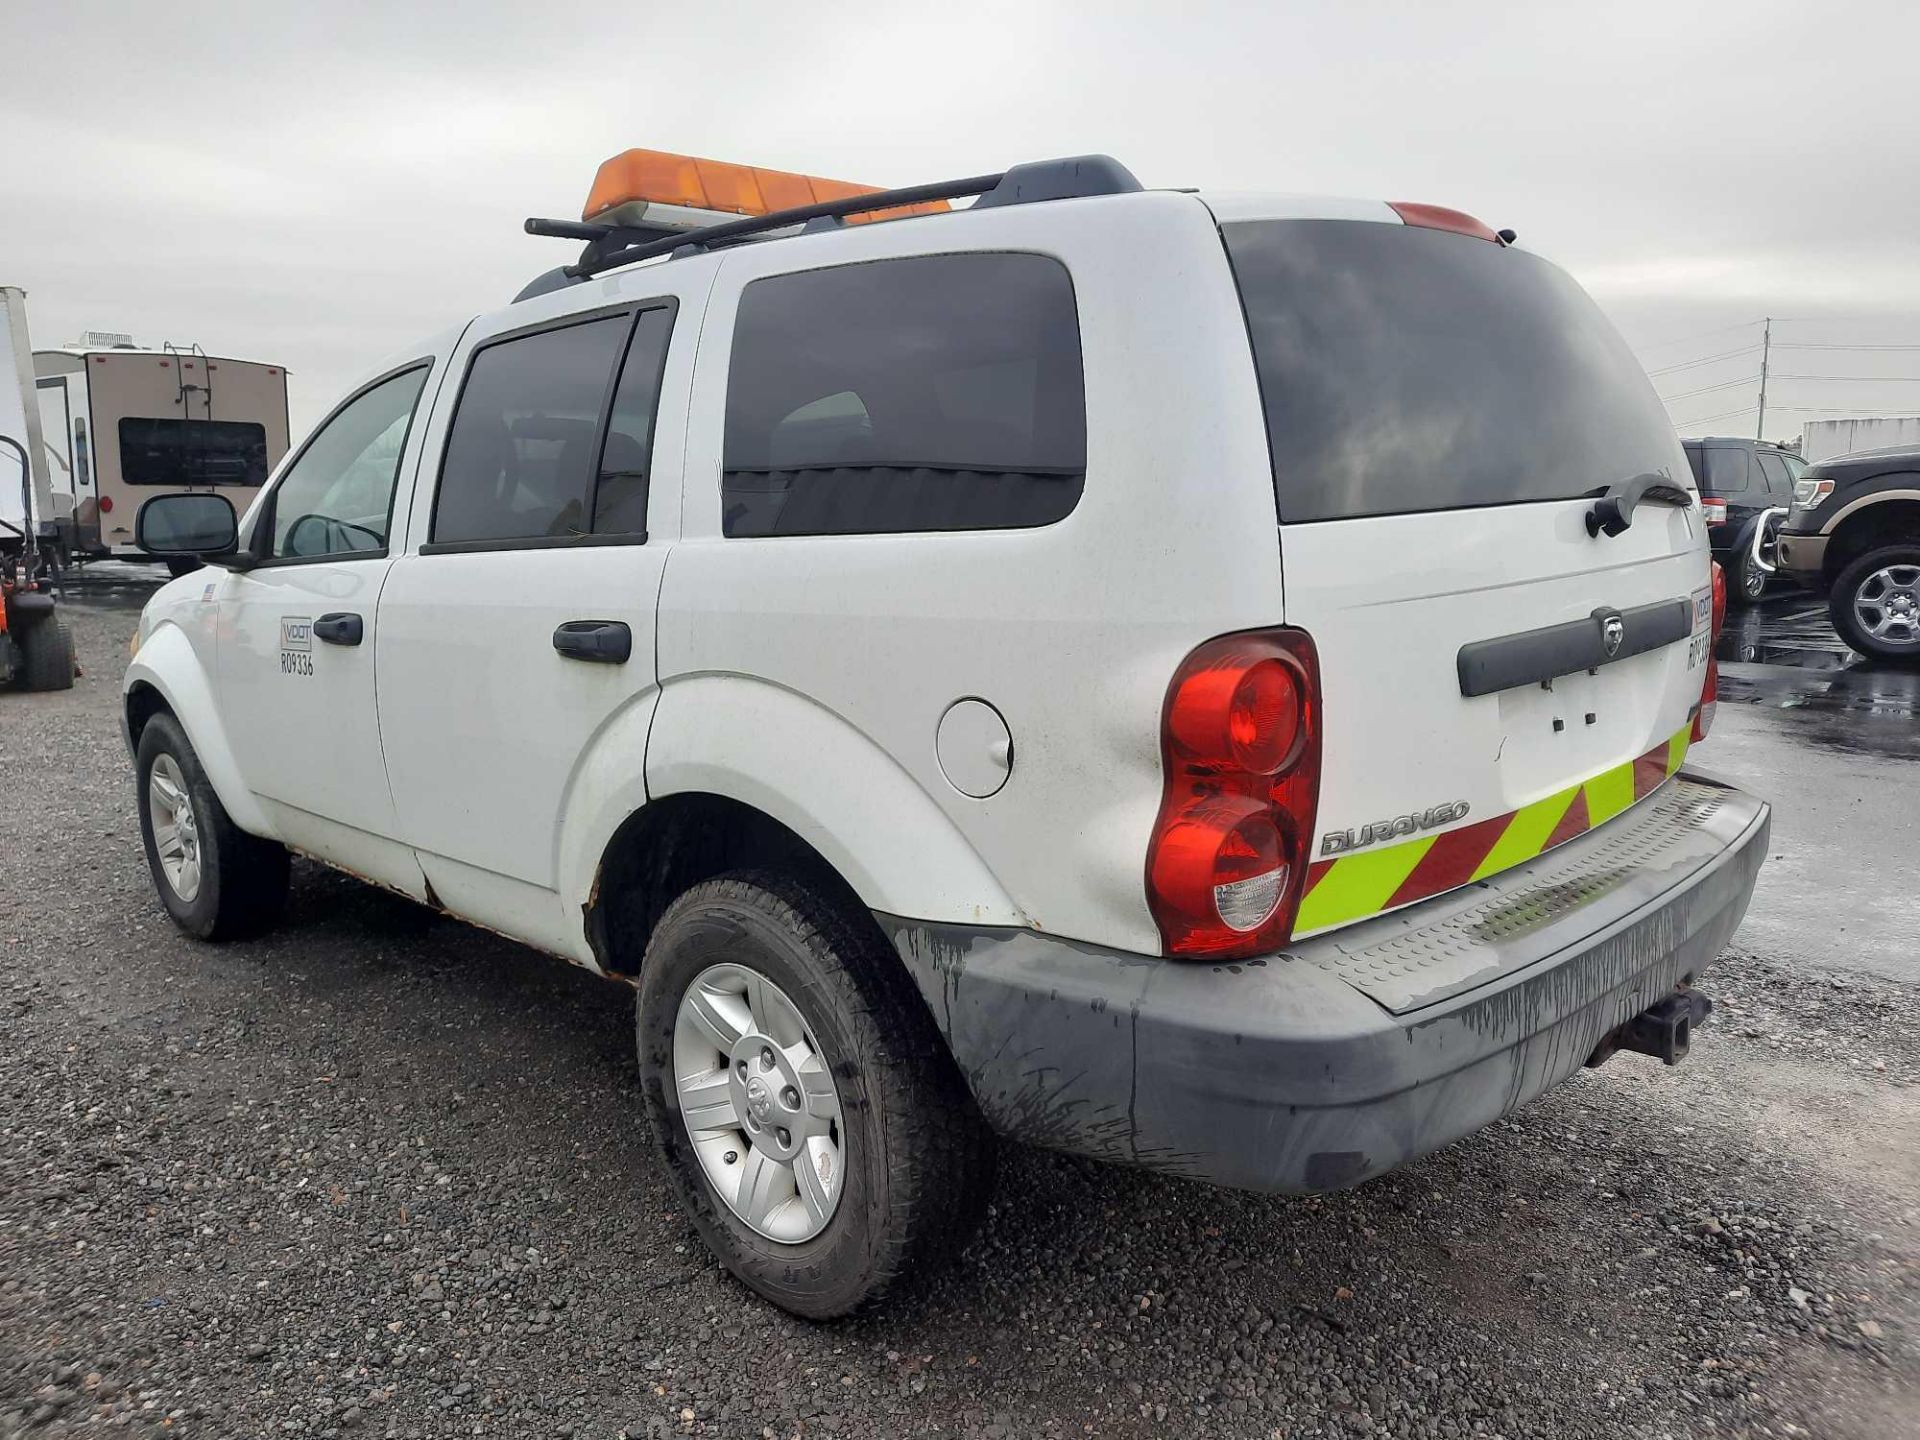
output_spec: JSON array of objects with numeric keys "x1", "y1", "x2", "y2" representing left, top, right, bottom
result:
[
  {"x1": 1217, "y1": 210, "x2": 1711, "y2": 936},
  {"x1": 374, "y1": 289, "x2": 688, "y2": 956}
]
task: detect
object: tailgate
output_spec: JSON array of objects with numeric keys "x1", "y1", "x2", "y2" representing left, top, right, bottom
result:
[{"x1": 1218, "y1": 208, "x2": 1712, "y2": 939}]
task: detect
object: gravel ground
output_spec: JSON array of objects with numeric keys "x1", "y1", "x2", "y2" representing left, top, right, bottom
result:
[{"x1": 1, "y1": 600, "x2": 1915, "y2": 1439}]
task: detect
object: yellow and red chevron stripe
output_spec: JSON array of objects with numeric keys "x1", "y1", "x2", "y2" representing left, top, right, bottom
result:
[{"x1": 1295, "y1": 725, "x2": 1693, "y2": 935}]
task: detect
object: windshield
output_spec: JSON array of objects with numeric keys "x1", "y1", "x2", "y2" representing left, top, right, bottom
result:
[{"x1": 1222, "y1": 219, "x2": 1687, "y2": 523}]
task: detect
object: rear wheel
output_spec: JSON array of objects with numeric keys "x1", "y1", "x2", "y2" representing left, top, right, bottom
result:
[
  {"x1": 1829, "y1": 545, "x2": 1920, "y2": 662},
  {"x1": 135, "y1": 712, "x2": 290, "y2": 939},
  {"x1": 16, "y1": 616, "x2": 75, "y2": 691},
  {"x1": 634, "y1": 871, "x2": 996, "y2": 1318},
  {"x1": 1730, "y1": 545, "x2": 1768, "y2": 606}
]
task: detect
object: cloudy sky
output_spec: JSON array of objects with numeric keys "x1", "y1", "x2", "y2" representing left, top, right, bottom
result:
[{"x1": 8, "y1": 0, "x2": 1920, "y2": 443}]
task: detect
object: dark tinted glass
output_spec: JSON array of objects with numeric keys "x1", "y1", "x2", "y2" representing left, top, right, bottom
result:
[
  {"x1": 434, "y1": 316, "x2": 628, "y2": 544},
  {"x1": 268, "y1": 368, "x2": 427, "y2": 558},
  {"x1": 1704, "y1": 448, "x2": 1751, "y2": 493},
  {"x1": 1756, "y1": 450, "x2": 1793, "y2": 494},
  {"x1": 1223, "y1": 220, "x2": 1687, "y2": 522},
  {"x1": 722, "y1": 253, "x2": 1085, "y2": 537},
  {"x1": 1682, "y1": 443, "x2": 1705, "y2": 485},
  {"x1": 593, "y1": 307, "x2": 674, "y2": 536},
  {"x1": 119, "y1": 418, "x2": 269, "y2": 487}
]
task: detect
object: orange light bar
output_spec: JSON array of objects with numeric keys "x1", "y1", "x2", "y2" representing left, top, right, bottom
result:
[{"x1": 583, "y1": 149, "x2": 950, "y2": 227}]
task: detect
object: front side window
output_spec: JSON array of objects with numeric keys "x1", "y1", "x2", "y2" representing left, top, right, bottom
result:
[
  {"x1": 119, "y1": 417, "x2": 269, "y2": 488},
  {"x1": 1756, "y1": 450, "x2": 1794, "y2": 495},
  {"x1": 267, "y1": 367, "x2": 428, "y2": 559},
  {"x1": 721, "y1": 253, "x2": 1086, "y2": 537}
]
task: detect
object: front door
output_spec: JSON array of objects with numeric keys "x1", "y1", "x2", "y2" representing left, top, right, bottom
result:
[
  {"x1": 374, "y1": 294, "x2": 686, "y2": 957},
  {"x1": 217, "y1": 363, "x2": 434, "y2": 889}
]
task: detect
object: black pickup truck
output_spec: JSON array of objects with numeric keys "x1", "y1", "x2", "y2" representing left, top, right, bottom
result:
[{"x1": 1775, "y1": 443, "x2": 1920, "y2": 660}]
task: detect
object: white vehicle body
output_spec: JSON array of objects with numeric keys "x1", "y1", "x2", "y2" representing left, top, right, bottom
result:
[
  {"x1": 34, "y1": 344, "x2": 290, "y2": 559},
  {"x1": 123, "y1": 155, "x2": 1768, "y2": 1290}
]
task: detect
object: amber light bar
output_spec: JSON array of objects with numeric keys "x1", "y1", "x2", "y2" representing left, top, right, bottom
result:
[{"x1": 583, "y1": 149, "x2": 951, "y2": 229}]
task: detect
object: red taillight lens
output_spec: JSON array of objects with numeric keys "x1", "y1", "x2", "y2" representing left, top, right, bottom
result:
[
  {"x1": 1693, "y1": 561, "x2": 1727, "y2": 742},
  {"x1": 1148, "y1": 630, "x2": 1322, "y2": 958},
  {"x1": 1700, "y1": 497, "x2": 1728, "y2": 525}
]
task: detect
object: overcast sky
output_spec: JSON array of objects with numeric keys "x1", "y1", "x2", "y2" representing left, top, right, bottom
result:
[{"x1": 8, "y1": 0, "x2": 1920, "y2": 444}]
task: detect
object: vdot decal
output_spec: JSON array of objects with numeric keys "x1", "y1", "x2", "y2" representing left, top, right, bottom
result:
[
  {"x1": 279, "y1": 616, "x2": 314, "y2": 677},
  {"x1": 1320, "y1": 800, "x2": 1471, "y2": 857}
]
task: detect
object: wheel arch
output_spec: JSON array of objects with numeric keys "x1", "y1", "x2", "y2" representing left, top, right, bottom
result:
[
  {"x1": 124, "y1": 624, "x2": 275, "y2": 837},
  {"x1": 1821, "y1": 492, "x2": 1920, "y2": 584},
  {"x1": 572, "y1": 673, "x2": 1025, "y2": 976}
]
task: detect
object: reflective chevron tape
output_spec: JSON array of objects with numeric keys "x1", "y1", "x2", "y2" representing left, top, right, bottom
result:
[{"x1": 1295, "y1": 725, "x2": 1692, "y2": 936}]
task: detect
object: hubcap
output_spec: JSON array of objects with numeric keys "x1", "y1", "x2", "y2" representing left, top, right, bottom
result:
[
  {"x1": 148, "y1": 753, "x2": 202, "y2": 902},
  {"x1": 1853, "y1": 564, "x2": 1920, "y2": 649},
  {"x1": 672, "y1": 962, "x2": 844, "y2": 1243}
]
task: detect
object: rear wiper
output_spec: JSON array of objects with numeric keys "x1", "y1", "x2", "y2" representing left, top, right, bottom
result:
[{"x1": 1586, "y1": 472, "x2": 1693, "y2": 538}]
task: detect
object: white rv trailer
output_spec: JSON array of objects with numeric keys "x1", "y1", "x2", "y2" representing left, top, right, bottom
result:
[{"x1": 33, "y1": 340, "x2": 290, "y2": 563}]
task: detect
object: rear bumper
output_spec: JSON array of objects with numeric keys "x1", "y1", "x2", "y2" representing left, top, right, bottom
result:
[{"x1": 882, "y1": 771, "x2": 1768, "y2": 1194}]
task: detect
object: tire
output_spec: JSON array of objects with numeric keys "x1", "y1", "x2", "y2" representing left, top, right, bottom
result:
[
  {"x1": 17, "y1": 616, "x2": 75, "y2": 692},
  {"x1": 135, "y1": 712, "x2": 290, "y2": 940},
  {"x1": 635, "y1": 871, "x2": 996, "y2": 1318},
  {"x1": 1828, "y1": 544, "x2": 1920, "y2": 662}
]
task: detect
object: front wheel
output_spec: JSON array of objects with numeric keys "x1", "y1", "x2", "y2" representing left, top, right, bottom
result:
[
  {"x1": 1829, "y1": 545, "x2": 1920, "y2": 662},
  {"x1": 634, "y1": 872, "x2": 996, "y2": 1318},
  {"x1": 135, "y1": 712, "x2": 291, "y2": 939}
]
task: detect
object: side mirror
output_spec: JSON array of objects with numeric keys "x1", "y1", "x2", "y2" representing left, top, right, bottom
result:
[{"x1": 136, "y1": 494, "x2": 248, "y2": 566}]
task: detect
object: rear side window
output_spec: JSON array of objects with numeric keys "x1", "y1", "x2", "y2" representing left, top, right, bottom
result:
[
  {"x1": 119, "y1": 418, "x2": 270, "y2": 488},
  {"x1": 434, "y1": 316, "x2": 629, "y2": 545},
  {"x1": 721, "y1": 253, "x2": 1085, "y2": 537},
  {"x1": 1223, "y1": 219, "x2": 1687, "y2": 522},
  {"x1": 1704, "y1": 448, "x2": 1751, "y2": 494}
]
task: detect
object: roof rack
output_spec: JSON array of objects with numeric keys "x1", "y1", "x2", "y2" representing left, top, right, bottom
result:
[{"x1": 517, "y1": 155, "x2": 1141, "y2": 301}]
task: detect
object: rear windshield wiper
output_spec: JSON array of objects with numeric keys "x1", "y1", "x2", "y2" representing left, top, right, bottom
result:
[{"x1": 1586, "y1": 472, "x2": 1693, "y2": 538}]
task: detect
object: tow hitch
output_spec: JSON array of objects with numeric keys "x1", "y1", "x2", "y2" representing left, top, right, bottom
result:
[{"x1": 1587, "y1": 989, "x2": 1713, "y2": 1068}]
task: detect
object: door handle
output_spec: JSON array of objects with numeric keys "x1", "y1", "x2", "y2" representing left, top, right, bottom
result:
[
  {"x1": 313, "y1": 612, "x2": 363, "y2": 646},
  {"x1": 552, "y1": 619, "x2": 631, "y2": 664}
]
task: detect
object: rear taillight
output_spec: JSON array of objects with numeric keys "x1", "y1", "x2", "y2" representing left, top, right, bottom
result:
[
  {"x1": 1692, "y1": 561, "x2": 1727, "y2": 742},
  {"x1": 1699, "y1": 497, "x2": 1727, "y2": 525},
  {"x1": 1147, "y1": 629, "x2": 1322, "y2": 958}
]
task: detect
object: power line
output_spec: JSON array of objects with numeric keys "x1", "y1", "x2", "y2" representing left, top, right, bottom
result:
[
  {"x1": 1644, "y1": 344, "x2": 1763, "y2": 377},
  {"x1": 1633, "y1": 319, "x2": 1763, "y2": 353},
  {"x1": 1658, "y1": 374, "x2": 1762, "y2": 402},
  {"x1": 1773, "y1": 342, "x2": 1920, "y2": 352},
  {"x1": 1769, "y1": 373, "x2": 1920, "y2": 383}
]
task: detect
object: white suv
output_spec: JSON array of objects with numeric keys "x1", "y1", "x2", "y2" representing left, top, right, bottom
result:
[{"x1": 124, "y1": 152, "x2": 1769, "y2": 1317}]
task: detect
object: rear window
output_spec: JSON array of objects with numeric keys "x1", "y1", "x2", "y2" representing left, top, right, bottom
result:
[
  {"x1": 1222, "y1": 219, "x2": 1687, "y2": 523},
  {"x1": 721, "y1": 253, "x2": 1085, "y2": 537},
  {"x1": 118, "y1": 417, "x2": 269, "y2": 488}
]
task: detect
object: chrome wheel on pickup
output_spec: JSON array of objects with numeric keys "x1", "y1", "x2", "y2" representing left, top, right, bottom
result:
[
  {"x1": 1830, "y1": 545, "x2": 1920, "y2": 661},
  {"x1": 673, "y1": 962, "x2": 845, "y2": 1243}
]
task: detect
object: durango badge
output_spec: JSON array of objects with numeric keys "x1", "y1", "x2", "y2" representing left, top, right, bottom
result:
[{"x1": 1320, "y1": 800, "x2": 1471, "y2": 857}]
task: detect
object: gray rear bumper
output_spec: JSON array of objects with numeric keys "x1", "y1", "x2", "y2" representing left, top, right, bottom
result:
[{"x1": 881, "y1": 771, "x2": 1769, "y2": 1194}]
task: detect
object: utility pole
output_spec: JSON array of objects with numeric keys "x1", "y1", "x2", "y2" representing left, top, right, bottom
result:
[{"x1": 1755, "y1": 316, "x2": 1772, "y2": 440}]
